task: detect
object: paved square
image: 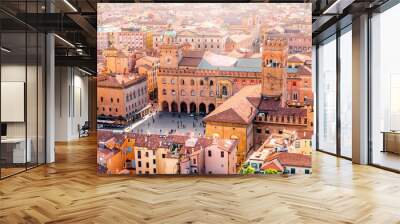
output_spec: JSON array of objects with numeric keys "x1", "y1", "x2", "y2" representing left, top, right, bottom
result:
[{"x1": 130, "y1": 112, "x2": 206, "y2": 137}]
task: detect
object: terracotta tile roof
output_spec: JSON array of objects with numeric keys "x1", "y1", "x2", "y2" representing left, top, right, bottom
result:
[
  {"x1": 258, "y1": 97, "x2": 307, "y2": 116},
  {"x1": 179, "y1": 50, "x2": 205, "y2": 67},
  {"x1": 98, "y1": 132, "x2": 238, "y2": 154},
  {"x1": 204, "y1": 85, "x2": 261, "y2": 125},
  {"x1": 288, "y1": 55, "x2": 303, "y2": 63},
  {"x1": 97, "y1": 73, "x2": 146, "y2": 89},
  {"x1": 296, "y1": 65, "x2": 312, "y2": 76},
  {"x1": 261, "y1": 160, "x2": 284, "y2": 172},
  {"x1": 265, "y1": 152, "x2": 311, "y2": 168},
  {"x1": 182, "y1": 50, "x2": 205, "y2": 58},
  {"x1": 179, "y1": 57, "x2": 203, "y2": 67}
]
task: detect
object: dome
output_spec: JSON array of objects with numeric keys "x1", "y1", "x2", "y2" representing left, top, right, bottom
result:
[{"x1": 161, "y1": 27, "x2": 177, "y2": 44}]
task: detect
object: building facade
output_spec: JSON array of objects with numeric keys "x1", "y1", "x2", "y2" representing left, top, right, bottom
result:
[
  {"x1": 204, "y1": 37, "x2": 313, "y2": 165},
  {"x1": 97, "y1": 74, "x2": 150, "y2": 125},
  {"x1": 153, "y1": 29, "x2": 227, "y2": 53},
  {"x1": 103, "y1": 46, "x2": 129, "y2": 74},
  {"x1": 135, "y1": 55, "x2": 160, "y2": 96},
  {"x1": 156, "y1": 29, "x2": 262, "y2": 115},
  {"x1": 98, "y1": 131, "x2": 238, "y2": 175}
]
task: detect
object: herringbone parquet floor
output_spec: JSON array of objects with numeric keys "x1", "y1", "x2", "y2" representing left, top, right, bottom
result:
[{"x1": 1, "y1": 135, "x2": 400, "y2": 224}]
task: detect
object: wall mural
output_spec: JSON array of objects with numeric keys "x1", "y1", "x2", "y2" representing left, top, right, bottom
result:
[{"x1": 97, "y1": 3, "x2": 313, "y2": 175}]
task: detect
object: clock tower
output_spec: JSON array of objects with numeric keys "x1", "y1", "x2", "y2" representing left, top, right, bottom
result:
[{"x1": 159, "y1": 26, "x2": 182, "y2": 68}]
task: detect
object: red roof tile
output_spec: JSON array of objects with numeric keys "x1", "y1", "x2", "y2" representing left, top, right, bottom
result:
[
  {"x1": 265, "y1": 152, "x2": 311, "y2": 168},
  {"x1": 261, "y1": 160, "x2": 283, "y2": 172},
  {"x1": 204, "y1": 85, "x2": 261, "y2": 125},
  {"x1": 258, "y1": 98, "x2": 307, "y2": 116}
]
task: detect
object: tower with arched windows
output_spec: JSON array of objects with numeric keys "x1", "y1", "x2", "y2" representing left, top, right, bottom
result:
[
  {"x1": 261, "y1": 37, "x2": 288, "y2": 103},
  {"x1": 159, "y1": 26, "x2": 182, "y2": 68}
]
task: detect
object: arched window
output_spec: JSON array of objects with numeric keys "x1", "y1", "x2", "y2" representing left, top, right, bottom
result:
[
  {"x1": 181, "y1": 79, "x2": 185, "y2": 85},
  {"x1": 111, "y1": 98, "x2": 114, "y2": 103},
  {"x1": 162, "y1": 78, "x2": 166, "y2": 84},
  {"x1": 190, "y1": 79, "x2": 195, "y2": 85},
  {"x1": 181, "y1": 90, "x2": 186, "y2": 96},
  {"x1": 171, "y1": 89, "x2": 176, "y2": 95},
  {"x1": 191, "y1": 90, "x2": 195, "y2": 96},
  {"x1": 171, "y1": 79, "x2": 176, "y2": 84},
  {"x1": 200, "y1": 90, "x2": 204, "y2": 96},
  {"x1": 209, "y1": 80, "x2": 214, "y2": 86},
  {"x1": 222, "y1": 86, "x2": 228, "y2": 96},
  {"x1": 200, "y1": 80, "x2": 204, "y2": 86},
  {"x1": 100, "y1": 97, "x2": 104, "y2": 102},
  {"x1": 162, "y1": 89, "x2": 167, "y2": 95}
]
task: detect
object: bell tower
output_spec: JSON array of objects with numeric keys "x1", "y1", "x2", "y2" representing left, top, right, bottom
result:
[
  {"x1": 159, "y1": 26, "x2": 182, "y2": 68},
  {"x1": 261, "y1": 37, "x2": 288, "y2": 103}
]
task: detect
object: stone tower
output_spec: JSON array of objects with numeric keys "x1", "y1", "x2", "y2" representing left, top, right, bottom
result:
[
  {"x1": 159, "y1": 26, "x2": 182, "y2": 68},
  {"x1": 261, "y1": 37, "x2": 288, "y2": 104}
]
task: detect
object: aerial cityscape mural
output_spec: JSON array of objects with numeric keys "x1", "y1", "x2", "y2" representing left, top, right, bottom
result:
[{"x1": 97, "y1": 3, "x2": 313, "y2": 175}]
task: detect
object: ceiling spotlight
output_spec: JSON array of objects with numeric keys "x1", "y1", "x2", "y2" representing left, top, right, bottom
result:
[
  {"x1": 1, "y1": 47, "x2": 11, "y2": 53},
  {"x1": 78, "y1": 67, "x2": 94, "y2": 76},
  {"x1": 323, "y1": 0, "x2": 355, "y2": 15},
  {"x1": 54, "y1": 34, "x2": 75, "y2": 48},
  {"x1": 63, "y1": 0, "x2": 78, "y2": 12}
]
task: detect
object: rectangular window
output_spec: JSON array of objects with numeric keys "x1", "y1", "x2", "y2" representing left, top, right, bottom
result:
[
  {"x1": 318, "y1": 36, "x2": 337, "y2": 154},
  {"x1": 371, "y1": 5, "x2": 400, "y2": 171},
  {"x1": 138, "y1": 161, "x2": 142, "y2": 167},
  {"x1": 137, "y1": 151, "x2": 141, "y2": 159},
  {"x1": 146, "y1": 162, "x2": 149, "y2": 168},
  {"x1": 220, "y1": 151, "x2": 224, "y2": 158},
  {"x1": 208, "y1": 150, "x2": 212, "y2": 157},
  {"x1": 153, "y1": 159, "x2": 156, "y2": 164},
  {"x1": 340, "y1": 27, "x2": 352, "y2": 158}
]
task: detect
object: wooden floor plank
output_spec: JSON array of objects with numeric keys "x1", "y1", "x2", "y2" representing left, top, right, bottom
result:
[{"x1": 0, "y1": 135, "x2": 399, "y2": 224}]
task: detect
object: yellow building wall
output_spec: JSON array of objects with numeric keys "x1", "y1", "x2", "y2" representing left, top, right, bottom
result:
[
  {"x1": 156, "y1": 148, "x2": 179, "y2": 174},
  {"x1": 145, "y1": 32, "x2": 153, "y2": 49},
  {"x1": 205, "y1": 122, "x2": 248, "y2": 163},
  {"x1": 106, "y1": 151, "x2": 125, "y2": 174},
  {"x1": 120, "y1": 138, "x2": 136, "y2": 161},
  {"x1": 138, "y1": 67, "x2": 155, "y2": 93},
  {"x1": 294, "y1": 139, "x2": 312, "y2": 155},
  {"x1": 134, "y1": 146, "x2": 157, "y2": 174}
]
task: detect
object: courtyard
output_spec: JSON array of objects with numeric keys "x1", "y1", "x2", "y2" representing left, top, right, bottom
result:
[{"x1": 128, "y1": 112, "x2": 206, "y2": 137}]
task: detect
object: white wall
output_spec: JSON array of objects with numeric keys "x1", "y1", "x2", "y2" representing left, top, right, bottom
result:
[
  {"x1": 1, "y1": 63, "x2": 46, "y2": 164},
  {"x1": 54, "y1": 67, "x2": 89, "y2": 141}
]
